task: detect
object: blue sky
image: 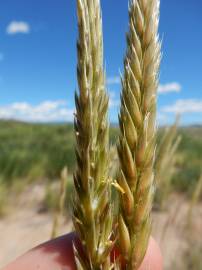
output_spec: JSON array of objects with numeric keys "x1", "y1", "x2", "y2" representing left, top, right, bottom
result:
[{"x1": 0, "y1": 0, "x2": 202, "y2": 125}]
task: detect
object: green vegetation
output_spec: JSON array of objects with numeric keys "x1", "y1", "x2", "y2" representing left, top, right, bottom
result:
[
  {"x1": 0, "y1": 120, "x2": 201, "y2": 198},
  {"x1": 0, "y1": 120, "x2": 75, "y2": 183},
  {"x1": 173, "y1": 127, "x2": 202, "y2": 195}
]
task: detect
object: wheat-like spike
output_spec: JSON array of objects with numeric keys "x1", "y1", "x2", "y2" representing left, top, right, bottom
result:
[
  {"x1": 73, "y1": 0, "x2": 113, "y2": 269},
  {"x1": 117, "y1": 0, "x2": 161, "y2": 269},
  {"x1": 155, "y1": 116, "x2": 180, "y2": 183},
  {"x1": 51, "y1": 166, "x2": 68, "y2": 239},
  {"x1": 187, "y1": 174, "x2": 202, "y2": 227},
  {"x1": 155, "y1": 118, "x2": 181, "y2": 208}
]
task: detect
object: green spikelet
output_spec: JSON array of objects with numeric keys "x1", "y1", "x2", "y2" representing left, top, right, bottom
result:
[
  {"x1": 51, "y1": 167, "x2": 68, "y2": 239},
  {"x1": 155, "y1": 117, "x2": 181, "y2": 208},
  {"x1": 117, "y1": 0, "x2": 161, "y2": 269},
  {"x1": 187, "y1": 174, "x2": 202, "y2": 227},
  {"x1": 73, "y1": 0, "x2": 113, "y2": 269}
]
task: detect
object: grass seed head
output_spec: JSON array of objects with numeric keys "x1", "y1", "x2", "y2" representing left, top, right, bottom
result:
[
  {"x1": 73, "y1": 0, "x2": 113, "y2": 269},
  {"x1": 117, "y1": 0, "x2": 161, "y2": 268}
]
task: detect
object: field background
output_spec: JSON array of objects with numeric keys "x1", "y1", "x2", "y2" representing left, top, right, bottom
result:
[{"x1": 0, "y1": 120, "x2": 202, "y2": 269}]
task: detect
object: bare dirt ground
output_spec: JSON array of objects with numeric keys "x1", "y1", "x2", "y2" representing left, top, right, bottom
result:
[
  {"x1": 0, "y1": 184, "x2": 72, "y2": 268},
  {"x1": 0, "y1": 184, "x2": 202, "y2": 269}
]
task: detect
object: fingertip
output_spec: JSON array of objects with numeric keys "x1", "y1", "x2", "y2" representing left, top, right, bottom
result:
[{"x1": 139, "y1": 237, "x2": 163, "y2": 270}]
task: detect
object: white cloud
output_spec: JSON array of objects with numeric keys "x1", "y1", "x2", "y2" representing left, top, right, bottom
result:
[
  {"x1": 158, "y1": 82, "x2": 181, "y2": 94},
  {"x1": 6, "y1": 21, "x2": 30, "y2": 35},
  {"x1": 107, "y1": 76, "x2": 120, "y2": 85},
  {"x1": 0, "y1": 100, "x2": 74, "y2": 122},
  {"x1": 162, "y1": 99, "x2": 202, "y2": 114},
  {"x1": 109, "y1": 91, "x2": 119, "y2": 108},
  {"x1": 106, "y1": 78, "x2": 181, "y2": 96},
  {"x1": 0, "y1": 53, "x2": 4, "y2": 61}
]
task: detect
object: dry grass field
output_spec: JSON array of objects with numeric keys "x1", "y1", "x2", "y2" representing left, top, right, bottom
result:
[{"x1": 0, "y1": 182, "x2": 202, "y2": 270}]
